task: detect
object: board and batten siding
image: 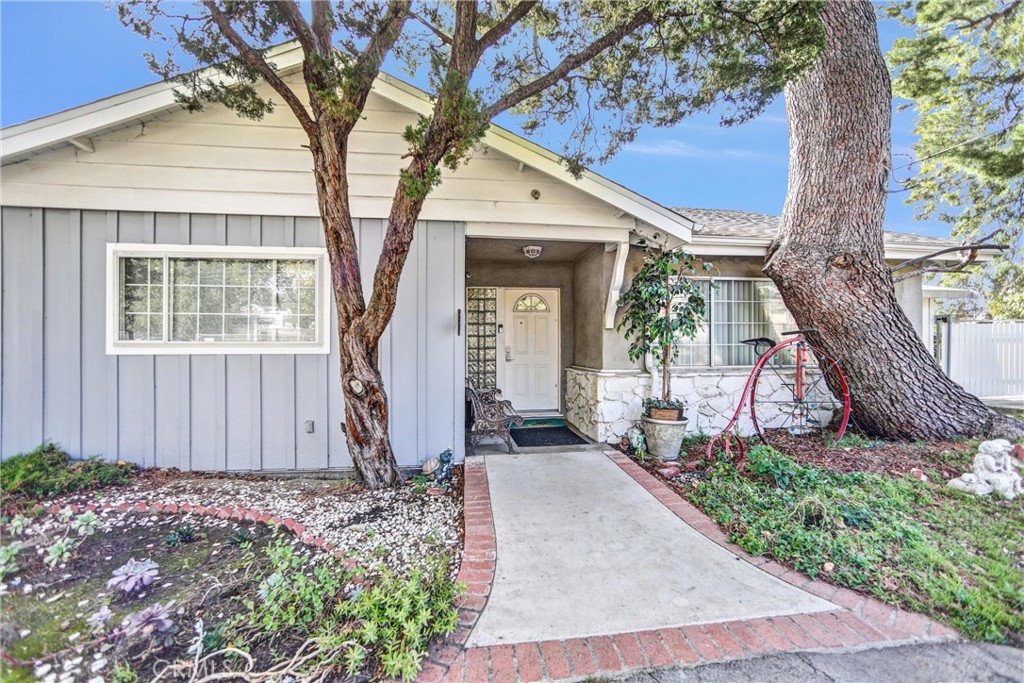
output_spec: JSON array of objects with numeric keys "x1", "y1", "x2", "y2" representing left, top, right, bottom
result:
[
  {"x1": 2, "y1": 84, "x2": 635, "y2": 232},
  {"x1": 0, "y1": 206, "x2": 465, "y2": 470}
]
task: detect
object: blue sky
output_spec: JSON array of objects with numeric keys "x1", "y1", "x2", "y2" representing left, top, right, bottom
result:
[{"x1": 0, "y1": 1, "x2": 944, "y2": 238}]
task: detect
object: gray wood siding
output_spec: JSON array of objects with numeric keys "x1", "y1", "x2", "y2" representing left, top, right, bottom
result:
[{"x1": 0, "y1": 207, "x2": 465, "y2": 470}]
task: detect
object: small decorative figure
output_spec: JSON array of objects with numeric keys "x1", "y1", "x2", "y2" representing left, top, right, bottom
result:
[
  {"x1": 626, "y1": 425, "x2": 646, "y2": 454},
  {"x1": 422, "y1": 457, "x2": 440, "y2": 477},
  {"x1": 948, "y1": 439, "x2": 1023, "y2": 500},
  {"x1": 435, "y1": 448, "x2": 454, "y2": 485}
]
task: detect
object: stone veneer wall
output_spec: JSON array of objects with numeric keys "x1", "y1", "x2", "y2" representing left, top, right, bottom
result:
[{"x1": 565, "y1": 366, "x2": 802, "y2": 444}]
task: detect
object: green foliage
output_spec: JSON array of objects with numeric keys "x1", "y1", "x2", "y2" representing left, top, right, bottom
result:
[
  {"x1": 745, "y1": 445, "x2": 798, "y2": 489},
  {"x1": 227, "y1": 529, "x2": 252, "y2": 547},
  {"x1": 689, "y1": 451, "x2": 1024, "y2": 642},
  {"x1": 43, "y1": 538, "x2": 76, "y2": 568},
  {"x1": 72, "y1": 511, "x2": 101, "y2": 537},
  {"x1": 6, "y1": 514, "x2": 30, "y2": 536},
  {"x1": 887, "y1": 0, "x2": 1023, "y2": 318},
  {"x1": 0, "y1": 443, "x2": 135, "y2": 510},
  {"x1": 0, "y1": 542, "x2": 23, "y2": 579},
  {"x1": 410, "y1": 475, "x2": 431, "y2": 495},
  {"x1": 165, "y1": 523, "x2": 199, "y2": 547},
  {"x1": 337, "y1": 556, "x2": 462, "y2": 681},
  {"x1": 111, "y1": 662, "x2": 139, "y2": 683},
  {"x1": 243, "y1": 537, "x2": 351, "y2": 635},
  {"x1": 617, "y1": 247, "x2": 713, "y2": 401}
]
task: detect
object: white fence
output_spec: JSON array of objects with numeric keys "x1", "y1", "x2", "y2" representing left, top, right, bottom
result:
[{"x1": 940, "y1": 320, "x2": 1024, "y2": 398}]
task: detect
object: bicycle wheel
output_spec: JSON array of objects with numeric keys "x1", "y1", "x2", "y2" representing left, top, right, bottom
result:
[
  {"x1": 749, "y1": 340, "x2": 850, "y2": 449},
  {"x1": 706, "y1": 432, "x2": 745, "y2": 463}
]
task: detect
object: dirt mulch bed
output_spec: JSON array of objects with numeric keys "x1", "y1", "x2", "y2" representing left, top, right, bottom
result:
[{"x1": 624, "y1": 434, "x2": 976, "y2": 485}]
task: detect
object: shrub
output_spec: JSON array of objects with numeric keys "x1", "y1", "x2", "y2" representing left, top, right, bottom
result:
[
  {"x1": 337, "y1": 556, "x2": 461, "y2": 681},
  {"x1": 0, "y1": 443, "x2": 135, "y2": 511}
]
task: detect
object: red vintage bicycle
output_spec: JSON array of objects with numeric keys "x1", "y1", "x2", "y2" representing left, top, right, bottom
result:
[{"x1": 706, "y1": 329, "x2": 851, "y2": 461}]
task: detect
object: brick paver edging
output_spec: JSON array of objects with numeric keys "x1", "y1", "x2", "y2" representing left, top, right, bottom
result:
[
  {"x1": 416, "y1": 458, "x2": 497, "y2": 682},
  {"x1": 422, "y1": 452, "x2": 959, "y2": 683}
]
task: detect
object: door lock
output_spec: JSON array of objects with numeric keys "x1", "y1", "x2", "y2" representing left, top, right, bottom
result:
[{"x1": 505, "y1": 345, "x2": 513, "y2": 362}]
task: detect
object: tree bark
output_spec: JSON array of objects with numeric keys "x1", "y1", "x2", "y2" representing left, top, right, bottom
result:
[{"x1": 765, "y1": 0, "x2": 1023, "y2": 440}]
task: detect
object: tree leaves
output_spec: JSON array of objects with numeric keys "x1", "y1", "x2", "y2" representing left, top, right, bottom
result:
[{"x1": 888, "y1": 0, "x2": 1023, "y2": 318}]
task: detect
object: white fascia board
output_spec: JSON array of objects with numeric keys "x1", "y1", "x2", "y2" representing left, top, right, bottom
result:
[
  {"x1": 372, "y1": 74, "x2": 694, "y2": 243},
  {"x1": 466, "y1": 222, "x2": 629, "y2": 243},
  {"x1": 1, "y1": 44, "x2": 305, "y2": 162},
  {"x1": 687, "y1": 234, "x2": 972, "y2": 262},
  {"x1": 922, "y1": 285, "x2": 979, "y2": 299}
]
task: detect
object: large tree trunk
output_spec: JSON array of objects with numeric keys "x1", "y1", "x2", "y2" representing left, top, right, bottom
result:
[
  {"x1": 311, "y1": 125, "x2": 403, "y2": 488},
  {"x1": 765, "y1": 0, "x2": 1023, "y2": 440}
]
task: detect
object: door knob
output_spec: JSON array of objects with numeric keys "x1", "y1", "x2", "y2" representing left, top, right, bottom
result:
[{"x1": 505, "y1": 345, "x2": 513, "y2": 362}]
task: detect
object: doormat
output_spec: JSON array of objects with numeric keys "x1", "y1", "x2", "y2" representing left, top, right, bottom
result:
[
  {"x1": 511, "y1": 417, "x2": 567, "y2": 430},
  {"x1": 510, "y1": 426, "x2": 587, "y2": 447}
]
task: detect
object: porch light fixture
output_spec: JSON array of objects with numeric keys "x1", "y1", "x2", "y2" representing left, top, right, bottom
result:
[{"x1": 522, "y1": 245, "x2": 543, "y2": 259}]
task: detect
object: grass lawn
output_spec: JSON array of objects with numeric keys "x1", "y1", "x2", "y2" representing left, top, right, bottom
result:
[{"x1": 684, "y1": 442, "x2": 1024, "y2": 645}]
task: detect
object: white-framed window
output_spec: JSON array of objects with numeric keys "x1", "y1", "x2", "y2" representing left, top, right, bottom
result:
[
  {"x1": 673, "y1": 278, "x2": 797, "y2": 367},
  {"x1": 106, "y1": 243, "x2": 331, "y2": 355}
]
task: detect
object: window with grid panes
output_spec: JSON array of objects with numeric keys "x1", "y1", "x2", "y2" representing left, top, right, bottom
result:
[
  {"x1": 672, "y1": 279, "x2": 797, "y2": 366},
  {"x1": 465, "y1": 287, "x2": 498, "y2": 388},
  {"x1": 110, "y1": 245, "x2": 328, "y2": 354}
]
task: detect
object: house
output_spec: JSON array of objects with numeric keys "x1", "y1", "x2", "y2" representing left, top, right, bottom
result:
[{"x1": 0, "y1": 44, "x2": 960, "y2": 469}]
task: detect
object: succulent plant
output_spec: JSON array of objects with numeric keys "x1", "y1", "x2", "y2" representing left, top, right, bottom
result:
[
  {"x1": 165, "y1": 523, "x2": 198, "y2": 547},
  {"x1": 124, "y1": 601, "x2": 177, "y2": 646},
  {"x1": 0, "y1": 542, "x2": 23, "y2": 579},
  {"x1": 57, "y1": 506, "x2": 75, "y2": 524},
  {"x1": 72, "y1": 511, "x2": 101, "y2": 536},
  {"x1": 87, "y1": 605, "x2": 113, "y2": 632},
  {"x1": 227, "y1": 529, "x2": 251, "y2": 547},
  {"x1": 43, "y1": 538, "x2": 75, "y2": 567},
  {"x1": 7, "y1": 514, "x2": 30, "y2": 536},
  {"x1": 107, "y1": 558, "x2": 159, "y2": 595}
]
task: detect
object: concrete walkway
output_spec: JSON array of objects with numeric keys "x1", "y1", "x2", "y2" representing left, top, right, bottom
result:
[
  {"x1": 418, "y1": 452, "x2": 959, "y2": 683},
  {"x1": 467, "y1": 450, "x2": 834, "y2": 647}
]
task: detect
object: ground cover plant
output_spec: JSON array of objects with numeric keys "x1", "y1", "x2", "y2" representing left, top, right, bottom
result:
[
  {"x1": 0, "y1": 506, "x2": 461, "y2": 681},
  {"x1": 0, "y1": 443, "x2": 136, "y2": 516},
  {"x1": 682, "y1": 443, "x2": 1024, "y2": 644}
]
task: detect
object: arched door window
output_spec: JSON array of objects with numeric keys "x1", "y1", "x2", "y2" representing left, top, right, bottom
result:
[{"x1": 512, "y1": 293, "x2": 549, "y2": 312}]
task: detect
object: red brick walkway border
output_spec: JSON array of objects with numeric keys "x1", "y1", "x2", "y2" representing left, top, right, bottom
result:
[{"x1": 420, "y1": 451, "x2": 959, "y2": 683}]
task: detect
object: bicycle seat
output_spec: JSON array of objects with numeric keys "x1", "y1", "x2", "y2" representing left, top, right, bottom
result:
[
  {"x1": 781, "y1": 329, "x2": 817, "y2": 336},
  {"x1": 741, "y1": 337, "x2": 776, "y2": 357}
]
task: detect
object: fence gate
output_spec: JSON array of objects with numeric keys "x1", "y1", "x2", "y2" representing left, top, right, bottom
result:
[{"x1": 936, "y1": 319, "x2": 1024, "y2": 398}]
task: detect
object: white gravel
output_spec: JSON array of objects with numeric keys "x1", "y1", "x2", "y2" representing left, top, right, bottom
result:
[{"x1": 45, "y1": 472, "x2": 464, "y2": 578}]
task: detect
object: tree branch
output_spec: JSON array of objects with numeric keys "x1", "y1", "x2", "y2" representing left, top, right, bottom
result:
[
  {"x1": 310, "y1": 0, "x2": 334, "y2": 56},
  {"x1": 202, "y1": 1, "x2": 317, "y2": 137},
  {"x1": 275, "y1": 0, "x2": 318, "y2": 57},
  {"x1": 346, "y1": 1, "x2": 410, "y2": 111},
  {"x1": 482, "y1": 8, "x2": 654, "y2": 120},
  {"x1": 891, "y1": 230, "x2": 1009, "y2": 282},
  {"x1": 409, "y1": 10, "x2": 453, "y2": 45},
  {"x1": 477, "y1": 1, "x2": 539, "y2": 54}
]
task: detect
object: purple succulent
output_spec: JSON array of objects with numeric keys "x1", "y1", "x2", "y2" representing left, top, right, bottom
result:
[
  {"x1": 87, "y1": 605, "x2": 113, "y2": 632},
  {"x1": 107, "y1": 558, "x2": 159, "y2": 595},
  {"x1": 124, "y1": 601, "x2": 175, "y2": 638}
]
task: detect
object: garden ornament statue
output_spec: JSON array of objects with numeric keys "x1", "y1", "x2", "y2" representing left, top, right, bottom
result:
[
  {"x1": 948, "y1": 439, "x2": 1023, "y2": 500},
  {"x1": 435, "y1": 448, "x2": 454, "y2": 485}
]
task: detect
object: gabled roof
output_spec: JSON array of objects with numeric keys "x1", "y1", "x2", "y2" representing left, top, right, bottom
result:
[
  {"x1": 676, "y1": 206, "x2": 960, "y2": 254},
  {"x1": 0, "y1": 42, "x2": 693, "y2": 241}
]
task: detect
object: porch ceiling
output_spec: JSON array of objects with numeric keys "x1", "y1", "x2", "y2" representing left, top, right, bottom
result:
[{"x1": 466, "y1": 238, "x2": 594, "y2": 263}]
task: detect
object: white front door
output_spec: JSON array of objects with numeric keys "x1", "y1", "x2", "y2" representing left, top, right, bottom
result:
[{"x1": 501, "y1": 288, "x2": 559, "y2": 412}]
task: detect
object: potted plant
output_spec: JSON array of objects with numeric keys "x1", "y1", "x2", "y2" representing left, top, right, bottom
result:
[{"x1": 617, "y1": 246, "x2": 711, "y2": 460}]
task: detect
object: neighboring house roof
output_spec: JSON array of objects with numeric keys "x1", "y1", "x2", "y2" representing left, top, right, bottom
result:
[
  {"x1": 0, "y1": 42, "x2": 693, "y2": 242},
  {"x1": 676, "y1": 207, "x2": 957, "y2": 250}
]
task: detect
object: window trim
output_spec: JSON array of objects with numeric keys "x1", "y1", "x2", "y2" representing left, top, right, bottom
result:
[
  {"x1": 106, "y1": 243, "x2": 331, "y2": 356},
  {"x1": 672, "y1": 276, "x2": 795, "y2": 369}
]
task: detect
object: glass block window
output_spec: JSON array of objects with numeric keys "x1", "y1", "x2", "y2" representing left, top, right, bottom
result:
[
  {"x1": 673, "y1": 279, "x2": 797, "y2": 367},
  {"x1": 512, "y1": 293, "x2": 549, "y2": 312},
  {"x1": 109, "y1": 245, "x2": 328, "y2": 355},
  {"x1": 466, "y1": 287, "x2": 498, "y2": 389}
]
